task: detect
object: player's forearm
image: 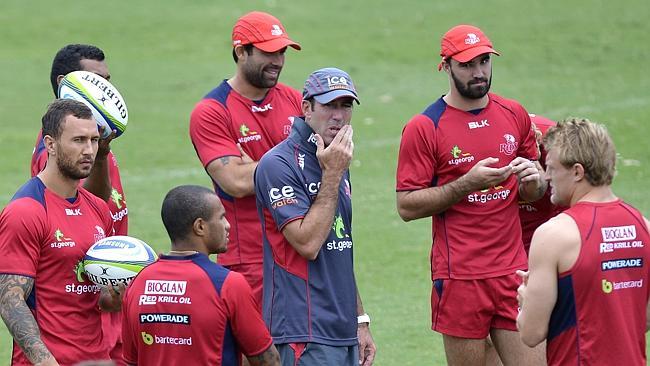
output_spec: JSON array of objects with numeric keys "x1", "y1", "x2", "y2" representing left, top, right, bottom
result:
[
  {"x1": 283, "y1": 170, "x2": 341, "y2": 260},
  {"x1": 0, "y1": 274, "x2": 56, "y2": 364},
  {"x1": 208, "y1": 156, "x2": 257, "y2": 198},
  {"x1": 247, "y1": 344, "x2": 281, "y2": 366},
  {"x1": 83, "y1": 156, "x2": 111, "y2": 200},
  {"x1": 397, "y1": 176, "x2": 473, "y2": 221},
  {"x1": 516, "y1": 311, "x2": 547, "y2": 347},
  {"x1": 356, "y1": 289, "x2": 366, "y2": 316}
]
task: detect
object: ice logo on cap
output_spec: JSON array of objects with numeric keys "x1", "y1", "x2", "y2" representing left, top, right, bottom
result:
[
  {"x1": 271, "y1": 24, "x2": 283, "y2": 36},
  {"x1": 327, "y1": 76, "x2": 349, "y2": 90},
  {"x1": 465, "y1": 33, "x2": 480, "y2": 45}
]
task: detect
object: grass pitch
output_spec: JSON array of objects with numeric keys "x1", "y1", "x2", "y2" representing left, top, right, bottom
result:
[{"x1": 1, "y1": 0, "x2": 649, "y2": 364}]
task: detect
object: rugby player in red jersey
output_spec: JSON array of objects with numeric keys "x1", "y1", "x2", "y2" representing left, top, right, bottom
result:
[
  {"x1": 0, "y1": 100, "x2": 121, "y2": 366},
  {"x1": 190, "y1": 11, "x2": 302, "y2": 310},
  {"x1": 517, "y1": 118, "x2": 650, "y2": 365},
  {"x1": 30, "y1": 44, "x2": 129, "y2": 365},
  {"x1": 396, "y1": 24, "x2": 547, "y2": 365},
  {"x1": 122, "y1": 185, "x2": 279, "y2": 365}
]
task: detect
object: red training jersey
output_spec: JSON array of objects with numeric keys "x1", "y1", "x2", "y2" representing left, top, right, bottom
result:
[
  {"x1": 122, "y1": 253, "x2": 273, "y2": 365},
  {"x1": 31, "y1": 130, "x2": 128, "y2": 236},
  {"x1": 396, "y1": 94, "x2": 538, "y2": 279},
  {"x1": 189, "y1": 80, "x2": 302, "y2": 266},
  {"x1": 0, "y1": 178, "x2": 114, "y2": 365},
  {"x1": 547, "y1": 200, "x2": 650, "y2": 365},
  {"x1": 519, "y1": 114, "x2": 559, "y2": 252}
]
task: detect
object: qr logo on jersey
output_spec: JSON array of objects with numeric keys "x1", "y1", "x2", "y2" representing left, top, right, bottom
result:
[{"x1": 499, "y1": 134, "x2": 518, "y2": 155}]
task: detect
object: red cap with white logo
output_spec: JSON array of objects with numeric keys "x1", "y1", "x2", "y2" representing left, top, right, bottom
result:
[
  {"x1": 232, "y1": 11, "x2": 301, "y2": 53},
  {"x1": 438, "y1": 24, "x2": 500, "y2": 70}
]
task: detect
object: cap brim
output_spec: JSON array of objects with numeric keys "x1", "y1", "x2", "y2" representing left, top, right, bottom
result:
[
  {"x1": 451, "y1": 46, "x2": 500, "y2": 63},
  {"x1": 313, "y1": 90, "x2": 360, "y2": 105},
  {"x1": 254, "y1": 37, "x2": 301, "y2": 52}
]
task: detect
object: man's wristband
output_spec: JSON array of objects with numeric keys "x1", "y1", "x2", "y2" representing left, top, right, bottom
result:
[{"x1": 357, "y1": 313, "x2": 371, "y2": 324}]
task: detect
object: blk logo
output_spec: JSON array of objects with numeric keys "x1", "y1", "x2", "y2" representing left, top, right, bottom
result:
[
  {"x1": 468, "y1": 119, "x2": 489, "y2": 129},
  {"x1": 65, "y1": 208, "x2": 82, "y2": 216}
]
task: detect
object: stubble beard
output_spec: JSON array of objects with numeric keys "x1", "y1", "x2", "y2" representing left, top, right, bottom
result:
[
  {"x1": 451, "y1": 69, "x2": 492, "y2": 99},
  {"x1": 243, "y1": 63, "x2": 281, "y2": 89},
  {"x1": 57, "y1": 153, "x2": 92, "y2": 180}
]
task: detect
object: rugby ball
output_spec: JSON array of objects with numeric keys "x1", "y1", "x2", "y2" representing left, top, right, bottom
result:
[
  {"x1": 84, "y1": 236, "x2": 157, "y2": 288},
  {"x1": 58, "y1": 70, "x2": 129, "y2": 138}
]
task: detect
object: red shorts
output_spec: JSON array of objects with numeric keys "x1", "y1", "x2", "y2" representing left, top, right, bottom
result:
[
  {"x1": 431, "y1": 274, "x2": 520, "y2": 338},
  {"x1": 225, "y1": 262, "x2": 263, "y2": 313}
]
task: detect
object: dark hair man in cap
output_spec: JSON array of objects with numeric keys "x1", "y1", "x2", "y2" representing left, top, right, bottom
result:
[
  {"x1": 190, "y1": 11, "x2": 302, "y2": 310},
  {"x1": 254, "y1": 68, "x2": 376, "y2": 365},
  {"x1": 517, "y1": 118, "x2": 650, "y2": 365},
  {"x1": 395, "y1": 24, "x2": 547, "y2": 365}
]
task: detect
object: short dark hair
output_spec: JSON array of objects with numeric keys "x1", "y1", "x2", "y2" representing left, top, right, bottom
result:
[
  {"x1": 50, "y1": 44, "x2": 105, "y2": 97},
  {"x1": 161, "y1": 185, "x2": 217, "y2": 242},
  {"x1": 42, "y1": 99, "x2": 94, "y2": 140},
  {"x1": 232, "y1": 44, "x2": 254, "y2": 63}
]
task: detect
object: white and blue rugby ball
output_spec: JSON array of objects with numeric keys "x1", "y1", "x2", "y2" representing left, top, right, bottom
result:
[
  {"x1": 84, "y1": 236, "x2": 157, "y2": 288},
  {"x1": 58, "y1": 70, "x2": 129, "y2": 138}
]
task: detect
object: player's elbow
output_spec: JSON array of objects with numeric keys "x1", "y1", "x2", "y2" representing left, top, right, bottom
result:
[
  {"x1": 286, "y1": 238, "x2": 321, "y2": 261},
  {"x1": 519, "y1": 326, "x2": 546, "y2": 347},
  {"x1": 297, "y1": 245, "x2": 320, "y2": 261},
  {"x1": 397, "y1": 206, "x2": 417, "y2": 222},
  {"x1": 219, "y1": 181, "x2": 253, "y2": 198},
  {"x1": 396, "y1": 192, "x2": 428, "y2": 221},
  {"x1": 396, "y1": 199, "x2": 423, "y2": 222}
]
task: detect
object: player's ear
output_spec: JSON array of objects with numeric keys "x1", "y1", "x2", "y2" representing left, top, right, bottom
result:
[
  {"x1": 44, "y1": 134, "x2": 56, "y2": 156},
  {"x1": 572, "y1": 163, "x2": 585, "y2": 182},
  {"x1": 192, "y1": 217, "x2": 206, "y2": 237},
  {"x1": 302, "y1": 100, "x2": 312, "y2": 118},
  {"x1": 442, "y1": 59, "x2": 451, "y2": 73},
  {"x1": 56, "y1": 74, "x2": 66, "y2": 88},
  {"x1": 234, "y1": 45, "x2": 247, "y2": 62}
]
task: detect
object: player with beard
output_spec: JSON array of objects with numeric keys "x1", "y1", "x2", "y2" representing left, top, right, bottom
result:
[
  {"x1": 0, "y1": 99, "x2": 120, "y2": 365},
  {"x1": 190, "y1": 11, "x2": 302, "y2": 310},
  {"x1": 30, "y1": 44, "x2": 129, "y2": 365},
  {"x1": 396, "y1": 24, "x2": 547, "y2": 365}
]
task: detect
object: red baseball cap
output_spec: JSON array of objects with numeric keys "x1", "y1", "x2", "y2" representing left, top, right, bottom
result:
[
  {"x1": 232, "y1": 11, "x2": 301, "y2": 53},
  {"x1": 438, "y1": 24, "x2": 499, "y2": 70}
]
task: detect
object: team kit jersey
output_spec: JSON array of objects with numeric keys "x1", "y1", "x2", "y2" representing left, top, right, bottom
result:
[
  {"x1": 547, "y1": 201, "x2": 650, "y2": 365},
  {"x1": 519, "y1": 114, "x2": 558, "y2": 251},
  {"x1": 31, "y1": 130, "x2": 129, "y2": 236},
  {"x1": 0, "y1": 178, "x2": 114, "y2": 365},
  {"x1": 190, "y1": 81, "x2": 302, "y2": 267},
  {"x1": 121, "y1": 253, "x2": 273, "y2": 365},
  {"x1": 254, "y1": 118, "x2": 358, "y2": 346},
  {"x1": 31, "y1": 129, "x2": 128, "y2": 364},
  {"x1": 396, "y1": 94, "x2": 538, "y2": 280}
]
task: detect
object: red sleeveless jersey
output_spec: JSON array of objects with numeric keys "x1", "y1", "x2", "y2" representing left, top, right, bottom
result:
[{"x1": 547, "y1": 200, "x2": 650, "y2": 365}]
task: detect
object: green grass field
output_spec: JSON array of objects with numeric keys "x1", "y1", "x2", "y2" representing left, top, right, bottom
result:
[{"x1": 1, "y1": 0, "x2": 649, "y2": 364}]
